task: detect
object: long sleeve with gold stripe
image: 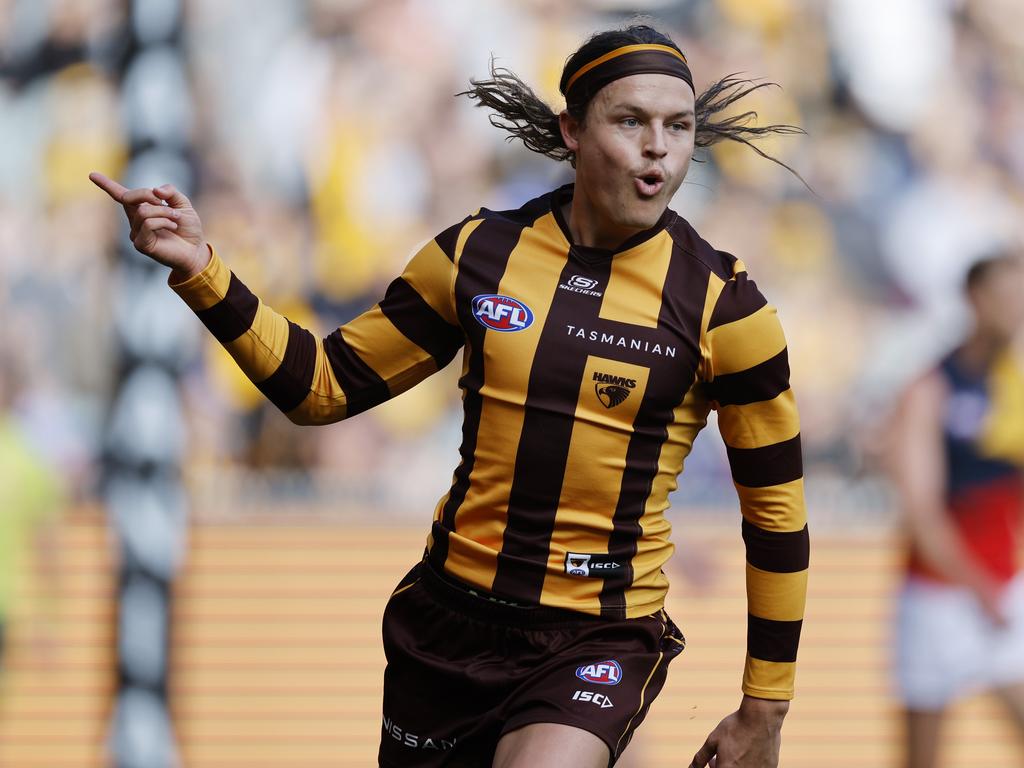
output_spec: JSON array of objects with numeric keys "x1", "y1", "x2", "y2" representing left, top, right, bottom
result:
[
  {"x1": 704, "y1": 259, "x2": 809, "y2": 701},
  {"x1": 169, "y1": 233, "x2": 464, "y2": 425}
]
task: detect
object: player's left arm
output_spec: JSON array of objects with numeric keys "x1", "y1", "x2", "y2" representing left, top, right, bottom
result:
[{"x1": 690, "y1": 260, "x2": 808, "y2": 767}]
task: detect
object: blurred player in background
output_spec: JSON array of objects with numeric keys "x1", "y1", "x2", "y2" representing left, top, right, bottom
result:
[
  {"x1": 0, "y1": 352, "x2": 62, "y2": 696},
  {"x1": 888, "y1": 252, "x2": 1024, "y2": 768},
  {"x1": 92, "y1": 23, "x2": 808, "y2": 768}
]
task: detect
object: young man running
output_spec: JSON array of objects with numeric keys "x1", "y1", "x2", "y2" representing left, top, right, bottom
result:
[
  {"x1": 888, "y1": 253, "x2": 1024, "y2": 768},
  {"x1": 92, "y1": 24, "x2": 808, "y2": 768}
]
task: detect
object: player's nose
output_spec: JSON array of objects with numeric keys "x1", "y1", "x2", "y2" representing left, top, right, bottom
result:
[{"x1": 643, "y1": 125, "x2": 668, "y2": 158}]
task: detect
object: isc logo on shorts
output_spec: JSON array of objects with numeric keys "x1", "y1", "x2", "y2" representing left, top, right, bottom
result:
[
  {"x1": 472, "y1": 294, "x2": 534, "y2": 332},
  {"x1": 576, "y1": 660, "x2": 623, "y2": 685},
  {"x1": 572, "y1": 690, "x2": 614, "y2": 708}
]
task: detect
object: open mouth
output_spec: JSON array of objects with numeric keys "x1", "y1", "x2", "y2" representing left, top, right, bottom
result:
[{"x1": 635, "y1": 172, "x2": 664, "y2": 197}]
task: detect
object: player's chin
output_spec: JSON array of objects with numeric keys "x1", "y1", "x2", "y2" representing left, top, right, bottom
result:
[{"x1": 618, "y1": 199, "x2": 666, "y2": 231}]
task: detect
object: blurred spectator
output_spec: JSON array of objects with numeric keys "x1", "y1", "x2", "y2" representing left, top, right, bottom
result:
[{"x1": 0, "y1": 349, "x2": 62, "y2": 687}]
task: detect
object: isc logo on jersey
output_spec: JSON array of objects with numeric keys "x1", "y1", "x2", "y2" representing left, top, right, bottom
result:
[
  {"x1": 472, "y1": 294, "x2": 534, "y2": 332},
  {"x1": 576, "y1": 660, "x2": 623, "y2": 686}
]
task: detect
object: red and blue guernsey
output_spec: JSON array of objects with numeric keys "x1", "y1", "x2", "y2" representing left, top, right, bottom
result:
[{"x1": 909, "y1": 349, "x2": 1024, "y2": 584}]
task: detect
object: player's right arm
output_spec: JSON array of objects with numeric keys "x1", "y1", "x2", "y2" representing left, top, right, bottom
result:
[
  {"x1": 90, "y1": 172, "x2": 464, "y2": 425},
  {"x1": 689, "y1": 259, "x2": 803, "y2": 768},
  {"x1": 888, "y1": 370, "x2": 1008, "y2": 624}
]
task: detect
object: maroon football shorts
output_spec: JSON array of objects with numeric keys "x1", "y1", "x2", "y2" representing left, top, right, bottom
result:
[{"x1": 378, "y1": 560, "x2": 686, "y2": 767}]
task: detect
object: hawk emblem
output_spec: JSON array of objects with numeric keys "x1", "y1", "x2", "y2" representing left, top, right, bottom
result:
[{"x1": 596, "y1": 384, "x2": 631, "y2": 409}]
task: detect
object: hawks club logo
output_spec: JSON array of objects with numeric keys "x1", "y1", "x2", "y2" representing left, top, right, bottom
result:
[
  {"x1": 576, "y1": 660, "x2": 623, "y2": 686},
  {"x1": 593, "y1": 371, "x2": 637, "y2": 409},
  {"x1": 472, "y1": 294, "x2": 534, "y2": 332}
]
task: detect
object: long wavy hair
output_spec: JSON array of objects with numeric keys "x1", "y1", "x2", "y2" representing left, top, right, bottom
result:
[{"x1": 459, "y1": 24, "x2": 804, "y2": 179}]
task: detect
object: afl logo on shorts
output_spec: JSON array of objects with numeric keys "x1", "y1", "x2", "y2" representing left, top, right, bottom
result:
[
  {"x1": 472, "y1": 294, "x2": 534, "y2": 332},
  {"x1": 576, "y1": 660, "x2": 622, "y2": 686}
]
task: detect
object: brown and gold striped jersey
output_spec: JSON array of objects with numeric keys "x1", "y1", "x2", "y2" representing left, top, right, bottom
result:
[{"x1": 171, "y1": 184, "x2": 808, "y2": 700}]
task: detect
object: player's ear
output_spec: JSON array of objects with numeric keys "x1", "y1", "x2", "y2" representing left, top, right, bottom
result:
[{"x1": 559, "y1": 109, "x2": 581, "y2": 155}]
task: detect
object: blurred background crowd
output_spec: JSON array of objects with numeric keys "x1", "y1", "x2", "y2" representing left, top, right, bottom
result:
[
  {"x1": 1, "y1": 0, "x2": 1024, "y2": 764},
  {"x1": 2, "y1": 0, "x2": 1024, "y2": 521}
]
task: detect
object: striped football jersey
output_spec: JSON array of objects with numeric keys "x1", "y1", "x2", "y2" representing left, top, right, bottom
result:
[{"x1": 171, "y1": 184, "x2": 809, "y2": 699}]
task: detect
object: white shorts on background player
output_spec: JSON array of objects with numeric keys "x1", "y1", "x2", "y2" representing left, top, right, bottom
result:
[{"x1": 895, "y1": 571, "x2": 1024, "y2": 710}]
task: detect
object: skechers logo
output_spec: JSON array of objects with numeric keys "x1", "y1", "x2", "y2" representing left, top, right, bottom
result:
[
  {"x1": 593, "y1": 371, "x2": 637, "y2": 409},
  {"x1": 559, "y1": 275, "x2": 603, "y2": 297},
  {"x1": 565, "y1": 552, "x2": 624, "y2": 578},
  {"x1": 576, "y1": 660, "x2": 623, "y2": 686},
  {"x1": 472, "y1": 294, "x2": 534, "y2": 332}
]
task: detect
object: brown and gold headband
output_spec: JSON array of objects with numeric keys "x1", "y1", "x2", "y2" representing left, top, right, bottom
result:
[{"x1": 561, "y1": 43, "x2": 694, "y2": 102}]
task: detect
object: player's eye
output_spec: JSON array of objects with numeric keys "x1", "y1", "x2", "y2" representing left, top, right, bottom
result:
[{"x1": 621, "y1": 117, "x2": 640, "y2": 128}]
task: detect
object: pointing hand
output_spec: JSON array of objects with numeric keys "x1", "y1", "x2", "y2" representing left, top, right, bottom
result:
[{"x1": 89, "y1": 171, "x2": 210, "y2": 279}]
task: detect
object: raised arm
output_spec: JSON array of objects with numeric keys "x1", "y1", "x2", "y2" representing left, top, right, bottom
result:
[
  {"x1": 690, "y1": 261, "x2": 808, "y2": 768},
  {"x1": 90, "y1": 172, "x2": 465, "y2": 425}
]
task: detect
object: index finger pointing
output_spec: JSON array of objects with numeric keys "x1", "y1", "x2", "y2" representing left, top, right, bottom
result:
[
  {"x1": 121, "y1": 187, "x2": 163, "y2": 206},
  {"x1": 89, "y1": 171, "x2": 129, "y2": 202}
]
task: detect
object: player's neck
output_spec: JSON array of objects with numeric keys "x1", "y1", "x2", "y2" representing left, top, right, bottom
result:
[{"x1": 563, "y1": 193, "x2": 643, "y2": 251}]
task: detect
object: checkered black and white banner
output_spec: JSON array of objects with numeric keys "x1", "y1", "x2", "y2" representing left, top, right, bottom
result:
[{"x1": 103, "y1": 1, "x2": 196, "y2": 766}]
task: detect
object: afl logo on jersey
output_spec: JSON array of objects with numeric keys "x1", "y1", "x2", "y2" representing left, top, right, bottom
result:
[
  {"x1": 472, "y1": 294, "x2": 534, "y2": 332},
  {"x1": 576, "y1": 660, "x2": 623, "y2": 686}
]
